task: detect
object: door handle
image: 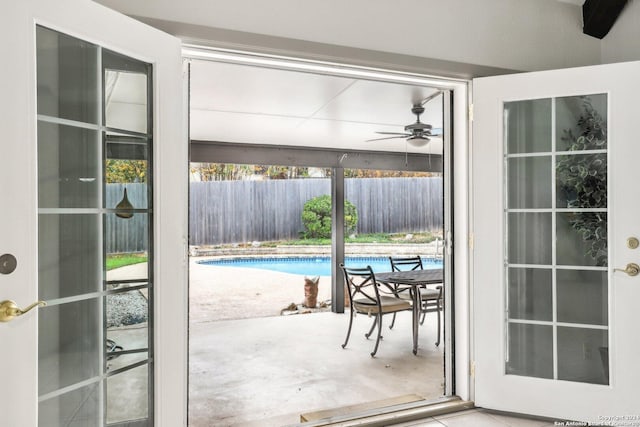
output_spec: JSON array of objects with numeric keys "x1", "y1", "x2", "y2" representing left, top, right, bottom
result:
[
  {"x1": 0, "y1": 300, "x2": 46, "y2": 322},
  {"x1": 614, "y1": 263, "x2": 640, "y2": 277}
]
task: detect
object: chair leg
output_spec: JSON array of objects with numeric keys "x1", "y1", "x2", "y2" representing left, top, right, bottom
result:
[
  {"x1": 435, "y1": 306, "x2": 441, "y2": 347},
  {"x1": 389, "y1": 313, "x2": 397, "y2": 329},
  {"x1": 365, "y1": 315, "x2": 378, "y2": 339},
  {"x1": 370, "y1": 313, "x2": 383, "y2": 357},
  {"x1": 419, "y1": 309, "x2": 426, "y2": 325},
  {"x1": 342, "y1": 311, "x2": 355, "y2": 349}
]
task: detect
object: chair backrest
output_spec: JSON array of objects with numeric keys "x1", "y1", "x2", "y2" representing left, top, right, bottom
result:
[
  {"x1": 340, "y1": 264, "x2": 380, "y2": 307},
  {"x1": 389, "y1": 256, "x2": 423, "y2": 272}
]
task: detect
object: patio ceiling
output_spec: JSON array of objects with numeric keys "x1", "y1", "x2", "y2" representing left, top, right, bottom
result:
[{"x1": 188, "y1": 59, "x2": 445, "y2": 155}]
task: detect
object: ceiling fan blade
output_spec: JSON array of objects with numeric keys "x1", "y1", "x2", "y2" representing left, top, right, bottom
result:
[
  {"x1": 366, "y1": 135, "x2": 407, "y2": 142},
  {"x1": 428, "y1": 127, "x2": 444, "y2": 136},
  {"x1": 374, "y1": 131, "x2": 411, "y2": 136}
]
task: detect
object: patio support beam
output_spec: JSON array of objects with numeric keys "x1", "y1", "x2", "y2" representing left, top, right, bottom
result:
[
  {"x1": 331, "y1": 167, "x2": 345, "y2": 313},
  {"x1": 190, "y1": 140, "x2": 443, "y2": 173}
]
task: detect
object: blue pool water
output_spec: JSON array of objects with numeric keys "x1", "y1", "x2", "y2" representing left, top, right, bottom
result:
[{"x1": 199, "y1": 256, "x2": 442, "y2": 276}]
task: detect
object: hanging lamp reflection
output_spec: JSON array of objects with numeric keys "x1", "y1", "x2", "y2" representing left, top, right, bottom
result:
[{"x1": 115, "y1": 187, "x2": 134, "y2": 219}]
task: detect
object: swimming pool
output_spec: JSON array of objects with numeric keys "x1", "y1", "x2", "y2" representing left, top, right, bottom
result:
[{"x1": 198, "y1": 256, "x2": 442, "y2": 276}]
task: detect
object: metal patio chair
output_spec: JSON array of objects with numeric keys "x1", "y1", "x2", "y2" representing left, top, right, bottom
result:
[{"x1": 340, "y1": 264, "x2": 412, "y2": 357}]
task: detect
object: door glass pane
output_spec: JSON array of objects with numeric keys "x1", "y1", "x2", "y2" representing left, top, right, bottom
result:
[
  {"x1": 508, "y1": 268, "x2": 552, "y2": 321},
  {"x1": 39, "y1": 383, "x2": 100, "y2": 427},
  {"x1": 38, "y1": 298, "x2": 101, "y2": 395},
  {"x1": 105, "y1": 213, "x2": 149, "y2": 281},
  {"x1": 507, "y1": 212, "x2": 552, "y2": 265},
  {"x1": 506, "y1": 323, "x2": 553, "y2": 379},
  {"x1": 106, "y1": 135, "x2": 150, "y2": 210},
  {"x1": 106, "y1": 290, "x2": 149, "y2": 335},
  {"x1": 557, "y1": 327, "x2": 609, "y2": 385},
  {"x1": 557, "y1": 269, "x2": 608, "y2": 325},
  {"x1": 38, "y1": 214, "x2": 102, "y2": 301},
  {"x1": 556, "y1": 94, "x2": 607, "y2": 152},
  {"x1": 504, "y1": 93, "x2": 608, "y2": 385},
  {"x1": 557, "y1": 212, "x2": 607, "y2": 267},
  {"x1": 556, "y1": 153, "x2": 607, "y2": 209},
  {"x1": 38, "y1": 122, "x2": 101, "y2": 209},
  {"x1": 36, "y1": 26, "x2": 99, "y2": 124},
  {"x1": 37, "y1": 25, "x2": 154, "y2": 426},
  {"x1": 104, "y1": 71, "x2": 148, "y2": 134},
  {"x1": 103, "y1": 49, "x2": 149, "y2": 134},
  {"x1": 507, "y1": 157, "x2": 552, "y2": 209},
  {"x1": 107, "y1": 364, "x2": 149, "y2": 424},
  {"x1": 505, "y1": 99, "x2": 551, "y2": 154}
]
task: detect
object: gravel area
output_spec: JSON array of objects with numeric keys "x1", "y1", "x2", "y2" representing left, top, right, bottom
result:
[
  {"x1": 107, "y1": 290, "x2": 148, "y2": 327},
  {"x1": 105, "y1": 263, "x2": 150, "y2": 328}
]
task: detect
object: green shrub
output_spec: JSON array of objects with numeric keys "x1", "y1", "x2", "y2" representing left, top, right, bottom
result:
[{"x1": 301, "y1": 195, "x2": 358, "y2": 239}]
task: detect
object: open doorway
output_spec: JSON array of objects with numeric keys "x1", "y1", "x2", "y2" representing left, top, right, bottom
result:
[
  {"x1": 185, "y1": 53, "x2": 457, "y2": 425},
  {"x1": 188, "y1": 162, "x2": 445, "y2": 426}
]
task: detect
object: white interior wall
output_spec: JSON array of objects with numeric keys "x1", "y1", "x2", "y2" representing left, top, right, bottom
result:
[
  {"x1": 95, "y1": 0, "x2": 601, "y2": 73},
  {"x1": 600, "y1": 0, "x2": 640, "y2": 64}
]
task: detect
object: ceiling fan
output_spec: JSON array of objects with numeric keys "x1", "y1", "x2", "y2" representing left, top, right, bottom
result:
[{"x1": 367, "y1": 91, "x2": 443, "y2": 147}]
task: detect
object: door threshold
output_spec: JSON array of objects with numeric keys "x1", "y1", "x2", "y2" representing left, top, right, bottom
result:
[{"x1": 286, "y1": 396, "x2": 474, "y2": 426}]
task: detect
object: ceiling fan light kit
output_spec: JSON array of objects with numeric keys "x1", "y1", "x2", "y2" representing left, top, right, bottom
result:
[{"x1": 406, "y1": 136, "x2": 430, "y2": 147}]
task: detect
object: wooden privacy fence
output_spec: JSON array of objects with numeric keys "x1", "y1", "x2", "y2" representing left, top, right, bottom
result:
[
  {"x1": 347, "y1": 177, "x2": 443, "y2": 235},
  {"x1": 189, "y1": 177, "x2": 443, "y2": 246}
]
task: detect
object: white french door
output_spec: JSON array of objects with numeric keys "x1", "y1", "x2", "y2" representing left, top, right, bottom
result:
[
  {"x1": 473, "y1": 62, "x2": 640, "y2": 422},
  {"x1": 0, "y1": 1, "x2": 187, "y2": 426}
]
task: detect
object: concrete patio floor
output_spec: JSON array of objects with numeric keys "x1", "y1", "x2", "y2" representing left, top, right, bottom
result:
[
  {"x1": 189, "y1": 311, "x2": 445, "y2": 426},
  {"x1": 188, "y1": 259, "x2": 445, "y2": 426}
]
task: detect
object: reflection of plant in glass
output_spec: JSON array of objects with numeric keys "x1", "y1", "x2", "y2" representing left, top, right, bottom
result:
[
  {"x1": 106, "y1": 159, "x2": 147, "y2": 183},
  {"x1": 563, "y1": 212, "x2": 607, "y2": 265},
  {"x1": 556, "y1": 96, "x2": 607, "y2": 266}
]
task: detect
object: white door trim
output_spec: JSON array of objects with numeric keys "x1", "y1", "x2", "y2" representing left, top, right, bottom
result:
[{"x1": 182, "y1": 45, "x2": 472, "y2": 401}]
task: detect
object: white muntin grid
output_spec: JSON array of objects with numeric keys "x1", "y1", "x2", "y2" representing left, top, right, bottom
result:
[{"x1": 503, "y1": 95, "x2": 608, "y2": 382}]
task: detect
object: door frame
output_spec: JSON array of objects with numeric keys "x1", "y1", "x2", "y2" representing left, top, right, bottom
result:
[
  {"x1": 0, "y1": 1, "x2": 187, "y2": 425},
  {"x1": 182, "y1": 46, "x2": 472, "y2": 401}
]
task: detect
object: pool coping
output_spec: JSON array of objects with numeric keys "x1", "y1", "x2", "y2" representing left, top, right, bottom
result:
[{"x1": 189, "y1": 242, "x2": 444, "y2": 259}]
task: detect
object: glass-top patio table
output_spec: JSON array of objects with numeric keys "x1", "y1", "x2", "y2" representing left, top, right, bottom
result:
[{"x1": 375, "y1": 268, "x2": 443, "y2": 355}]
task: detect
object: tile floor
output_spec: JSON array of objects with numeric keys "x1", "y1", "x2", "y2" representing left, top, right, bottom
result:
[{"x1": 391, "y1": 408, "x2": 556, "y2": 426}]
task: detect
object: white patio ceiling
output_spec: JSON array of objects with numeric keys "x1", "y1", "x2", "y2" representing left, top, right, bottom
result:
[{"x1": 188, "y1": 59, "x2": 444, "y2": 154}]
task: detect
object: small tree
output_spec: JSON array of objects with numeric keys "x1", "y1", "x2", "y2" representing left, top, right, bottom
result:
[{"x1": 301, "y1": 195, "x2": 358, "y2": 239}]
